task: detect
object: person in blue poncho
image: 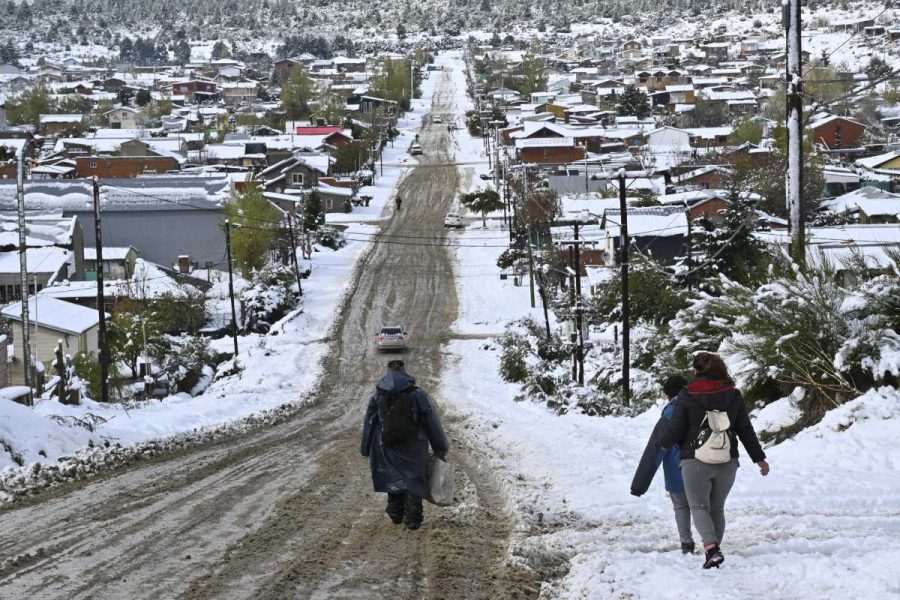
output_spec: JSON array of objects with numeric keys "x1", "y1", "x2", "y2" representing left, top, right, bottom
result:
[{"x1": 631, "y1": 374, "x2": 695, "y2": 554}]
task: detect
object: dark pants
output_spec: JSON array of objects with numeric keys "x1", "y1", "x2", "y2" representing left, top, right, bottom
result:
[{"x1": 386, "y1": 492, "x2": 423, "y2": 526}]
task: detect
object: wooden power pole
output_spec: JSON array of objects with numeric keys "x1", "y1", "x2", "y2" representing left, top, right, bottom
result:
[
  {"x1": 618, "y1": 170, "x2": 630, "y2": 407},
  {"x1": 224, "y1": 220, "x2": 240, "y2": 358},
  {"x1": 92, "y1": 178, "x2": 109, "y2": 403},
  {"x1": 786, "y1": 0, "x2": 806, "y2": 265},
  {"x1": 16, "y1": 137, "x2": 32, "y2": 390}
]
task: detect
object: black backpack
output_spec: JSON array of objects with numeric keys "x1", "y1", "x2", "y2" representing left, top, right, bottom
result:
[{"x1": 379, "y1": 387, "x2": 419, "y2": 447}]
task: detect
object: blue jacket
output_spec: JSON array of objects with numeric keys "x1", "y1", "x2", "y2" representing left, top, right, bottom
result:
[
  {"x1": 631, "y1": 399, "x2": 684, "y2": 496},
  {"x1": 361, "y1": 368, "x2": 450, "y2": 498}
]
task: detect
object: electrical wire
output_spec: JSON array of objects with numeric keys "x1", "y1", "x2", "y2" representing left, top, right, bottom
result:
[{"x1": 804, "y1": 4, "x2": 892, "y2": 78}]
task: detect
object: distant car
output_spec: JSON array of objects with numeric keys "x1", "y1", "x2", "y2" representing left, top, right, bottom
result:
[
  {"x1": 433, "y1": 115, "x2": 443, "y2": 123},
  {"x1": 479, "y1": 173, "x2": 492, "y2": 180},
  {"x1": 410, "y1": 143, "x2": 423, "y2": 155},
  {"x1": 444, "y1": 212, "x2": 463, "y2": 228},
  {"x1": 376, "y1": 326, "x2": 408, "y2": 352}
]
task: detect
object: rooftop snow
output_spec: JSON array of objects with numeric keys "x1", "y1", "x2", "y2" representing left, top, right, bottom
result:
[{"x1": 1, "y1": 295, "x2": 101, "y2": 335}]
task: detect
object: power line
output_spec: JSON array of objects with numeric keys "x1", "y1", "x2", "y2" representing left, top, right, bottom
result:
[{"x1": 805, "y1": 4, "x2": 891, "y2": 76}]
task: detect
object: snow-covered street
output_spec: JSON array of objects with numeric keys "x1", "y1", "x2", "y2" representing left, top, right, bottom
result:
[{"x1": 2, "y1": 50, "x2": 900, "y2": 600}]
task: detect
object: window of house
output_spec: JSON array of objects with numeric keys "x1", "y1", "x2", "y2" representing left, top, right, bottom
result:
[
  {"x1": 90, "y1": 161, "x2": 97, "y2": 168},
  {"x1": 291, "y1": 172, "x2": 304, "y2": 185}
]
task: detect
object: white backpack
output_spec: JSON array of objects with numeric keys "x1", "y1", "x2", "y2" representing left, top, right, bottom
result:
[{"x1": 694, "y1": 410, "x2": 732, "y2": 464}]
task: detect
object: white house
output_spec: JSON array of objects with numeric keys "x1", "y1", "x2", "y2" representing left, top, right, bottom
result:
[
  {"x1": 1, "y1": 296, "x2": 104, "y2": 384},
  {"x1": 644, "y1": 126, "x2": 692, "y2": 152},
  {"x1": 105, "y1": 106, "x2": 141, "y2": 129}
]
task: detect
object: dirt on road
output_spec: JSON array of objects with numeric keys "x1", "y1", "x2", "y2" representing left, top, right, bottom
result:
[{"x1": 0, "y1": 69, "x2": 543, "y2": 600}]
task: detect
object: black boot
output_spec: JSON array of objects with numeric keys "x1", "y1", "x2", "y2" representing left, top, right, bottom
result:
[
  {"x1": 681, "y1": 542, "x2": 695, "y2": 555},
  {"x1": 403, "y1": 494, "x2": 424, "y2": 530},
  {"x1": 702, "y1": 545, "x2": 724, "y2": 569},
  {"x1": 386, "y1": 493, "x2": 405, "y2": 525}
]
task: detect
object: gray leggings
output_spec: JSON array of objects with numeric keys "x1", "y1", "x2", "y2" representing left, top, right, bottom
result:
[
  {"x1": 669, "y1": 491, "x2": 693, "y2": 544},
  {"x1": 680, "y1": 458, "x2": 738, "y2": 547}
]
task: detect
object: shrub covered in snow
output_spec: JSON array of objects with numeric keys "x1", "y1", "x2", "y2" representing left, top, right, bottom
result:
[
  {"x1": 152, "y1": 334, "x2": 217, "y2": 394},
  {"x1": 315, "y1": 225, "x2": 347, "y2": 251},
  {"x1": 239, "y1": 264, "x2": 300, "y2": 333}
]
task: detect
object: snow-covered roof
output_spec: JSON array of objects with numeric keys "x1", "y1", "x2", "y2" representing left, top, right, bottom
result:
[
  {"x1": 602, "y1": 206, "x2": 688, "y2": 237},
  {"x1": 809, "y1": 114, "x2": 864, "y2": 130},
  {"x1": 0, "y1": 177, "x2": 230, "y2": 212},
  {"x1": 821, "y1": 187, "x2": 900, "y2": 218},
  {"x1": 0, "y1": 247, "x2": 70, "y2": 278},
  {"x1": 856, "y1": 149, "x2": 900, "y2": 170},
  {"x1": 0, "y1": 215, "x2": 77, "y2": 248},
  {"x1": 515, "y1": 137, "x2": 576, "y2": 149},
  {"x1": 84, "y1": 246, "x2": 137, "y2": 261},
  {"x1": 39, "y1": 113, "x2": 84, "y2": 124},
  {"x1": 1, "y1": 295, "x2": 101, "y2": 335}
]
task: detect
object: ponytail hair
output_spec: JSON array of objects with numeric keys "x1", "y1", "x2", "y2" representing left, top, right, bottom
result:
[{"x1": 692, "y1": 352, "x2": 734, "y2": 386}]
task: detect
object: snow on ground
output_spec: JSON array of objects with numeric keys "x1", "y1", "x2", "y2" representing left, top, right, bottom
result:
[
  {"x1": 442, "y1": 220, "x2": 900, "y2": 597},
  {"x1": 327, "y1": 55, "x2": 444, "y2": 225},
  {"x1": 439, "y1": 48, "x2": 900, "y2": 594},
  {"x1": 0, "y1": 55, "x2": 445, "y2": 485}
]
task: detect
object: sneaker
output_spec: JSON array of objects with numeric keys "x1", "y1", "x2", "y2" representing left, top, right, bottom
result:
[
  {"x1": 405, "y1": 522, "x2": 422, "y2": 531},
  {"x1": 702, "y1": 545, "x2": 724, "y2": 569},
  {"x1": 389, "y1": 516, "x2": 404, "y2": 525},
  {"x1": 681, "y1": 542, "x2": 695, "y2": 555}
]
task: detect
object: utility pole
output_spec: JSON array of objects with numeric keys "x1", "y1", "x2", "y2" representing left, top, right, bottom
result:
[
  {"x1": 536, "y1": 266, "x2": 551, "y2": 340},
  {"x1": 685, "y1": 209, "x2": 693, "y2": 292},
  {"x1": 92, "y1": 178, "x2": 109, "y2": 403},
  {"x1": 618, "y1": 170, "x2": 630, "y2": 407},
  {"x1": 785, "y1": 0, "x2": 805, "y2": 265},
  {"x1": 525, "y1": 223, "x2": 536, "y2": 309},
  {"x1": 286, "y1": 213, "x2": 303, "y2": 295},
  {"x1": 568, "y1": 246, "x2": 578, "y2": 383},
  {"x1": 16, "y1": 136, "x2": 32, "y2": 390},
  {"x1": 573, "y1": 221, "x2": 584, "y2": 386},
  {"x1": 224, "y1": 220, "x2": 239, "y2": 358}
]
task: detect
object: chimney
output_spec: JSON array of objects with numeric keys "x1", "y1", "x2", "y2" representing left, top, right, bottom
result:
[
  {"x1": 177, "y1": 255, "x2": 190, "y2": 274},
  {"x1": 563, "y1": 110, "x2": 571, "y2": 124}
]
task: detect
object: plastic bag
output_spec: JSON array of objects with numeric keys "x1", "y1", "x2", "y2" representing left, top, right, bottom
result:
[{"x1": 426, "y1": 455, "x2": 455, "y2": 506}]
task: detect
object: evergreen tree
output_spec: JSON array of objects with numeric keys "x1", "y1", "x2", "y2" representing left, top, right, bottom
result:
[
  {"x1": 617, "y1": 84, "x2": 650, "y2": 119},
  {"x1": 688, "y1": 202, "x2": 767, "y2": 288},
  {"x1": 460, "y1": 189, "x2": 504, "y2": 227},
  {"x1": 866, "y1": 56, "x2": 892, "y2": 83},
  {"x1": 211, "y1": 40, "x2": 231, "y2": 59},
  {"x1": 302, "y1": 189, "x2": 325, "y2": 232},
  {"x1": 135, "y1": 89, "x2": 152, "y2": 106},
  {"x1": 173, "y1": 39, "x2": 192, "y2": 64}
]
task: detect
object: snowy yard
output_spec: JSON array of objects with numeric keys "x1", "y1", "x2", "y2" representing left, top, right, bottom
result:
[{"x1": 440, "y1": 222, "x2": 900, "y2": 599}]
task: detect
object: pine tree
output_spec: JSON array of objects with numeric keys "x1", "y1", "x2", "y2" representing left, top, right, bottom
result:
[
  {"x1": 617, "y1": 84, "x2": 650, "y2": 119},
  {"x1": 688, "y1": 202, "x2": 767, "y2": 288},
  {"x1": 302, "y1": 189, "x2": 325, "y2": 232}
]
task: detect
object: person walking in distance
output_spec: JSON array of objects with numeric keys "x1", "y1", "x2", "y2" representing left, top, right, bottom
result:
[
  {"x1": 661, "y1": 352, "x2": 770, "y2": 569},
  {"x1": 631, "y1": 374, "x2": 695, "y2": 555},
  {"x1": 361, "y1": 360, "x2": 449, "y2": 530},
  {"x1": 395, "y1": 195, "x2": 402, "y2": 212}
]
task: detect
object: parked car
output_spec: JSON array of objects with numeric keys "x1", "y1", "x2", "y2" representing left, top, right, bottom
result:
[
  {"x1": 444, "y1": 212, "x2": 463, "y2": 228},
  {"x1": 410, "y1": 143, "x2": 423, "y2": 155},
  {"x1": 479, "y1": 173, "x2": 492, "y2": 180},
  {"x1": 433, "y1": 115, "x2": 443, "y2": 123},
  {"x1": 376, "y1": 326, "x2": 408, "y2": 352}
]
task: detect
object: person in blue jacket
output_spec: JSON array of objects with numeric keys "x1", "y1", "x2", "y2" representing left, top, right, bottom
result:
[{"x1": 630, "y1": 374, "x2": 694, "y2": 554}]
